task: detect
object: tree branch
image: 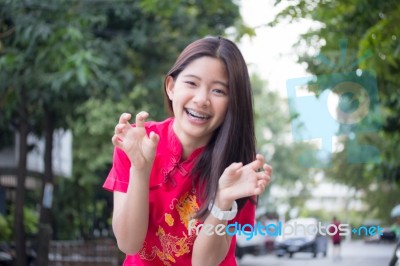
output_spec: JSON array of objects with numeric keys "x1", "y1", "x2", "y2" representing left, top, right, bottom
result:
[{"x1": 0, "y1": 26, "x2": 15, "y2": 39}]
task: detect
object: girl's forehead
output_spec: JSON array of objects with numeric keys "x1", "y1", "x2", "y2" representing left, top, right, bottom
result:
[{"x1": 180, "y1": 57, "x2": 227, "y2": 77}]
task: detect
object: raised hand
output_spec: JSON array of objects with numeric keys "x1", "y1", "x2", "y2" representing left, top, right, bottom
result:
[
  {"x1": 112, "y1": 111, "x2": 159, "y2": 170},
  {"x1": 216, "y1": 154, "x2": 272, "y2": 207}
]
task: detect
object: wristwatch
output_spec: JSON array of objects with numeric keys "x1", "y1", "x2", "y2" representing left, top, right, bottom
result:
[{"x1": 208, "y1": 200, "x2": 238, "y2": 221}]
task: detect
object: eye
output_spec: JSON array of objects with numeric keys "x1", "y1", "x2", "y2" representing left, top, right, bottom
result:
[
  {"x1": 212, "y1": 88, "x2": 227, "y2": 96},
  {"x1": 184, "y1": 81, "x2": 197, "y2": 87}
]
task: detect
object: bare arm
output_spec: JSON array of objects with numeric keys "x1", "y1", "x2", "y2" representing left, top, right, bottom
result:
[
  {"x1": 110, "y1": 112, "x2": 159, "y2": 255},
  {"x1": 191, "y1": 201, "x2": 233, "y2": 266},
  {"x1": 112, "y1": 167, "x2": 151, "y2": 254},
  {"x1": 192, "y1": 155, "x2": 272, "y2": 265}
]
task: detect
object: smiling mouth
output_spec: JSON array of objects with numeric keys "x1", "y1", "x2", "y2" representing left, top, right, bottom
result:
[{"x1": 185, "y1": 108, "x2": 211, "y2": 120}]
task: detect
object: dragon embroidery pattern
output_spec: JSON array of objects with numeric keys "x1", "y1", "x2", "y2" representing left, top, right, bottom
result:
[{"x1": 138, "y1": 192, "x2": 200, "y2": 265}]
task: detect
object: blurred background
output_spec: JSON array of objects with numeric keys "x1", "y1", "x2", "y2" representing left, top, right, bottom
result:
[{"x1": 0, "y1": 0, "x2": 399, "y2": 265}]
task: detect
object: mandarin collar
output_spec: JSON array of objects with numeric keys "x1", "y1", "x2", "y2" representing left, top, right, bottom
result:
[{"x1": 166, "y1": 117, "x2": 205, "y2": 163}]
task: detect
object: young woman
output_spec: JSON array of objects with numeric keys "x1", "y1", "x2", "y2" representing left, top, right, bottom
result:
[{"x1": 103, "y1": 36, "x2": 272, "y2": 266}]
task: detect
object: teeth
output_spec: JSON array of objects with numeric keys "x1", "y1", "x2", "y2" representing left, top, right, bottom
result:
[{"x1": 186, "y1": 109, "x2": 210, "y2": 119}]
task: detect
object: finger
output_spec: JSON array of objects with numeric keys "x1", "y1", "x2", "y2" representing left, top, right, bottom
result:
[
  {"x1": 260, "y1": 174, "x2": 271, "y2": 186},
  {"x1": 111, "y1": 135, "x2": 123, "y2": 149},
  {"x1": 119, "y1": 113, "x2": 131, "y2": 124},
  {"x1": 257, "y1": 179, "x2": 268, "y2": 191},
  {"x1": 136, "y1": 111, "x2": 149, "y2": 128},
  {"x1": 263, "y1": 163, "x2": 273, "y2": 176},
  {"x1": 224, "y1": 162, "x2": 243, "y2": 175},
  {"x1": 114, "y1": 123, "x2": 127, "y2": 134},
  {"x1": 245, "y1": 155, "x2": 264, "y2": 171},
  {"x1": 255, "y1": 171, "x2": 268, "y2": 183},
  {"x1": 253, "y1": 182, "x2": 267, "y2": 195},
  {"x1": 255, "y1": 154, "x2": 265, "y2": 162},
  {"x1": 148, "y1": 131, "x2": 160, "y2": 148}
]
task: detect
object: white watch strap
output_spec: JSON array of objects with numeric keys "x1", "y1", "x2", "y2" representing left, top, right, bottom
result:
[{"x1": 208, "y1": 200, "x2": 238, "y2": 221}]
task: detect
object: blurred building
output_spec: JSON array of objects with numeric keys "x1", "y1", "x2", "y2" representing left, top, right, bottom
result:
[
  {"x1": 268, "y1": 171, "x2": 365, "y2": 221},
  {"x1": 305, "y1": 182, "x2": 365, "y2": 212},
  {"x1": 0, "y1": 129, "x2": 72, "y2": 214}
]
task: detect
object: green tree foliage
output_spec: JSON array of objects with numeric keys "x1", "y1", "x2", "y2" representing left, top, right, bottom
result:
[
  {"x1": 271, "y1": 0, "x2": 400, "y2": 224},
  {"x1": 0, "y1": 214, "x2": 12, "y2": 241},
  {"x1": 0, "y1": 207, "x2": 38, "y2": 242}
]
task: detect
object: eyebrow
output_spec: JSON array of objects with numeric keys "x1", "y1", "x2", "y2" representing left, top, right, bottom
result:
[{"x1": 183, "y1": 74, "x2": 228, "y2": 88}]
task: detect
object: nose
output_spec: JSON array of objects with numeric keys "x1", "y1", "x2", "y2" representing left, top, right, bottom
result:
[{"x1": 192, "y1": 87, "x2": 210, "y2": 106}]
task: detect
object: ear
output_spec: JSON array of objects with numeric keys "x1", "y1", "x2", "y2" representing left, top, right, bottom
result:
[{"x1": 165, "y1": 76, "x2": 175, "y2": 100}]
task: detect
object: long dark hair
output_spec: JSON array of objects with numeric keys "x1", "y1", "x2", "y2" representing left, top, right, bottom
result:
[{"x1": 164, "y1": 36, "x2": 256, "y2": 220}]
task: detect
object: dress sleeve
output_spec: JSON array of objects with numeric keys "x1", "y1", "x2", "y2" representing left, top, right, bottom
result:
[
  {"x1": 102, "y1": 146, "x2": 131, "y2": 193},
  {"x1": 230, "y1": 197, "x2": 256, "y2": 226}
]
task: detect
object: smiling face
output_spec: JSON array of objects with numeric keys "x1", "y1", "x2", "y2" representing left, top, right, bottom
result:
[{"x1": 165, "y1": 56, "x2": 229, "y2": 150}]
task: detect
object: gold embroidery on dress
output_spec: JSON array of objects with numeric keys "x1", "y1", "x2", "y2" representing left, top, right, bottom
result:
[
  {"x1": 176, "y1": 192, "x2": 199, "y2": 229},
  {"x1": 165, "y1": 213, "x2": 174, "y2": 226},
  {"x1": 169, "y1": 198, "x2": 178, "y2": 209},
  {"x1": 139, "y1": 225, "x2": 197, "y2": 265},
  {"x1": 138, "y1": 193, "x2": 200, "y2": 265}
]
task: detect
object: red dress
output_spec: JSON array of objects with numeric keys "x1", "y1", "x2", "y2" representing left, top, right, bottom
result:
[{"x1": 103, "y1": 118, "x2": 255, "y2": 266}]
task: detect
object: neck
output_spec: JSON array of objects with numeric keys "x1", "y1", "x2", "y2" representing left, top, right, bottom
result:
[
  {"x1": 172, "y1": 123, "x2": 208, "y2": 160},
  {"x1": 180, "y1": 136, "x2": 204, "y2": 160}
]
